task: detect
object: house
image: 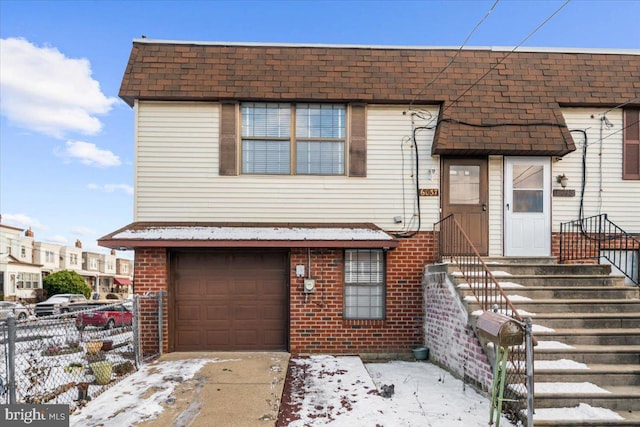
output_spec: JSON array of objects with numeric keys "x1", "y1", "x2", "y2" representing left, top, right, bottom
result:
[
  {"x1": 0, "y1": 224, "x2": 43, "y2": 301},
  {"x1": 34, "y1": 240, "x2": 62, "y2": 276},
  {"x1": 99, "y1": 40, "x2": 640, "y2": 355}
]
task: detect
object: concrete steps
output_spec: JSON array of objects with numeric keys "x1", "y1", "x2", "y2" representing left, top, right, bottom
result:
[
  {"x1": 531, "y1": 313, "x2": 640, "y2": 329},
  {"x1": 445, "y1": 258, "x2": 640, "y2": 426}
]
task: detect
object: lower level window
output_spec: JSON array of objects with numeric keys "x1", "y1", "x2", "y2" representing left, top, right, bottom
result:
[{"x1": 344, "y1": 249, "x2": 385, "y2": 319}]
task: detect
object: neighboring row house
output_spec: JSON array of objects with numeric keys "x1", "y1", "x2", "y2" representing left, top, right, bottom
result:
[
  {"x1": 0, "y1": 222, "x2": 133, "y2": 301},
  {"x1": 100, "y1": 40, "x2": 640, "y2": 355}
]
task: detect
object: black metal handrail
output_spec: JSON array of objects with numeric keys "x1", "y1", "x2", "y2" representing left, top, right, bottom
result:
[
  {"x1": 560, "y1": 214, "x2": 639, "y2": 286},
  {"x1": 434, "y1": 213, "x2": 533, "y2": 422}
]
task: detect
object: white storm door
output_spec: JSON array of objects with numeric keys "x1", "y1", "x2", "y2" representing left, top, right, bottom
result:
[{"x1": 504, "y1": 157, "x2": 551, "y2": 256}]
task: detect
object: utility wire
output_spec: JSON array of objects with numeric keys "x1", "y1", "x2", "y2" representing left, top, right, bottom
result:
[
  {"x1": 439, "y1": 0, "x2": 571, "y2": 120},
  {"x1": 409, "y1": 0, "x2": 500, "y2": 108}
]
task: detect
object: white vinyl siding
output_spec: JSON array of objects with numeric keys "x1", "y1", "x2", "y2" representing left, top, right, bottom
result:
[
  {"x1": 135, "y1": 102, "x2": 440, "y2": 231},
  {"x1": 556, "y1": 109, "x2": 640, "y2": 233},
  {"x1": 488, "y1": 156, "x2": 503, "y2": 256}
]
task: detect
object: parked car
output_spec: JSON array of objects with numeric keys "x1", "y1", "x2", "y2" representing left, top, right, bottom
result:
[
  {"x1": 0, "y1": 301, "x2": 30, "y2": 321},
  {"x1": 35, "y1": 294, "x2": 90, "y2": 317},
  {"x1": 76, "y1": 303, "x2": 133, "y2": 330}
]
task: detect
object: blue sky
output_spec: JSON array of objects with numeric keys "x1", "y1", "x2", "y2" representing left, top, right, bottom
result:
[{"x1": 1, "y1": 0, "x2": 639, "y2": 257}]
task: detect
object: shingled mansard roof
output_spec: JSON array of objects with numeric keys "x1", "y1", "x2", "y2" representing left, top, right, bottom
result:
[{"x1": 119, "y1": 40, "x2": 640, "y2": 156}]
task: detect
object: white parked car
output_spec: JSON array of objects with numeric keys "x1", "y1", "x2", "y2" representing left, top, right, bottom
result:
[{"x1": 0, "y1": 301, "x2": 30, "y2": 321}]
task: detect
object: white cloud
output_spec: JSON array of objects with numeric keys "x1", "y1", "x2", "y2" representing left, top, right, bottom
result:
[
  {"x1": 62, "y1": 140, "x2": 121, "y2": 167},
  {"x1": 0, "y1": 37, "x2": 118, "y2": 138},
  {"x1": 87, "y1": 183, "x2": 134, "y2": 195},
  {"x1": 1, "y1": 213, "x2": 47, "y2": 230},
  {"x1": 71, "y1": 226, "x2": 97, "y2": 236}
]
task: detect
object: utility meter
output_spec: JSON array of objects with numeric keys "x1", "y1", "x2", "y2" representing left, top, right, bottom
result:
[{"x1": 303, "y1": 279, "x2": 316, "y2": 293}]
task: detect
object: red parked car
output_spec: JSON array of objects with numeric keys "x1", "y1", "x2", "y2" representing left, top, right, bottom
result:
[{"x1": 76, "y1": 303, "x2": 133, "y2": 330}]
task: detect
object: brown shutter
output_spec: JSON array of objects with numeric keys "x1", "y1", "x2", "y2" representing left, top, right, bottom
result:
[
  {"x1": 623, "y1": 109, "x2": 640, "y2": 180},
  {"x1": 349, "y1": 104, "x2": 367, "y2": 177},
  {"x1": 219, "y1": 102, "x2": 238, "y2": 176}
]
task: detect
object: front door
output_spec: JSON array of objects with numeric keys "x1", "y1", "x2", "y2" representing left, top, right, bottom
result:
[
  {"x1": 504, "y1": 157, "x2": 551, "y2": 256},
  {"x1": 442, "y1": 157, "x2": 489, "y2": 255}
]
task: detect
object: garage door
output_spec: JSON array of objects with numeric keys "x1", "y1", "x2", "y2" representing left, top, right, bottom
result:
[{"x1": 170, "y1": 250, "x2": 288, "y2": 351}]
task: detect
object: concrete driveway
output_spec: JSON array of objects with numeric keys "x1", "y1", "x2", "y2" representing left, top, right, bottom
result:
[{"x1": 136, "y1": 352, "x2": 289, "y2": 427}]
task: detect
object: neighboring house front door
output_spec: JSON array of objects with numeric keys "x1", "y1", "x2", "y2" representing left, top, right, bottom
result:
[
  {"x1": 504, "y1": 156, "x2": 551, "y2": 256},
  {"x1": 442, "y1": 157, "x2": 489, "y2": 255}
]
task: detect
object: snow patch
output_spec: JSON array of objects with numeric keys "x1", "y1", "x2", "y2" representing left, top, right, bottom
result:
[
  {"x1": 532, "y1": 403, "x2": 623, "y2": 421},
  {"x1": 534, "y1": 341, "x2": 575, "y2": 349},
  {"x1": 534, "y1": 359, "x2": 589, "y2": 370},
  {"x1": 535, "y1": 382, "x2": 611, "y2": 394}
]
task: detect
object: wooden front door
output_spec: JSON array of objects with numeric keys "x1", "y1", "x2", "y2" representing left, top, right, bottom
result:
[{"x1": 442, "y1": 157, "x2": 489, "y2": 255}]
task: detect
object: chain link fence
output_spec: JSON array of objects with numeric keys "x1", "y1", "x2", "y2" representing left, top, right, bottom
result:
[{"x1": 0, "y1": 292, "x2": 164, "y2": 412}]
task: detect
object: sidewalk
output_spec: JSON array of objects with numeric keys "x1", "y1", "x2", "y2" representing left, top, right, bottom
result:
[{"x1": 71, "y1": 352, "x2": 289, "y2": 427}]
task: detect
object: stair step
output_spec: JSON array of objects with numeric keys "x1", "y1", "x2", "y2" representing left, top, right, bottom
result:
[
  {"x1": 531, "y1": 312, "x2": 640, "y2": 329},
  {"x1": 447, "y1": 263, "x2": 614, "y2": 276},
  {"x1": 535, "y1": 329, "x2": 640, "y2": 345},
  {"x1": 484, "y1": 256, "x2": 558, "y2": 264},
  {"x1": 533, "y1": 364, "x2": 640, "y2": 386},
  {"x1": 495, "y1": 275, "x2": 627, "y2": 287},
  {"x1": 458, "y1": 286, "x2": 639, "y2": 299},
  {"x1": 534, "y1": 345, "x2": 640, "y2": 364},
  {"x1": 466, "y1": 299, "x2": 640, "y2": 313},
  {"x1": 531, "y1": 404, "x2": 640, "y2": 426},
  {"x1": 534, "y1": 385, "x2": 640, "y2": 411}
]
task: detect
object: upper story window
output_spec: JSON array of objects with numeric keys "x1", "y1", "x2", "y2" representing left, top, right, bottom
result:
[
  {"x1": 89, "y1": 258, "x2": 98, "y2": 270},
  {"x1": 45, "y1": 250, "x2": 55, "y2": 263},
  {"x1": 122, "y1": 264, "x2": 128, "y2": 273},
  {"x1": 70, "y1": 253, "x2": 78, "y2": 265},
  {"x1": 623, "y1": 108, "x2": 640, "y2": 180},
  {"x1": 241, "y1": 103, "x2": 345, "y2": 175},
  {"x1": 20, "y1": 246, "x2": 26, "y2": 258}
]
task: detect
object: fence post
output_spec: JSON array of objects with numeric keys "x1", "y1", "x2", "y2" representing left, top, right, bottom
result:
[
  {"x1": 158, "y1": 290, "x2": 164, "y2": 356},
  {"x1": 7, "y1": 315, "x2": 16, "y2": 404},
  {"x1": 133, "y1": 294, "x2": 141, "y2": 368},
  {"x1": 525, "y1": 317, "x2": 534, "y2": 427}
]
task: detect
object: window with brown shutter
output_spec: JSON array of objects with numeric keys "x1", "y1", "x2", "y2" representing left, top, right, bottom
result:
[
  {"x1": 623, "y1": 109, "x2": 640, "y2": 180},
  {"x1": 219, "y1": 102, "x2": 238, "y2": 176},
  {"x1": 349, "y1": 104, "x2": 367, "y2": 177}
]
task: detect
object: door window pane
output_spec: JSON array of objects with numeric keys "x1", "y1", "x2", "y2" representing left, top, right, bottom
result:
[
  {"x1": 513, "y1": 190, "x2": 543, "y2": 212},
  {"x1": 513, "y1": 164, "x2": 543, "y2": 212},
  {"x1": 513, "y1": 165, "x2": 543, "y2": 189},
  {"x1": 449, "y1": 165, "x2": 480, "y2": 204}
]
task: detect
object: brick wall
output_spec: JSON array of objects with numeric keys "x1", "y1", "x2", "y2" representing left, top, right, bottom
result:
[
  {"x1": 133, "y1": 247, "x2": 169, "y2": 356},
  {"x1": 289, "y1": 231, "x2": 438, "y2": 354},
  {"x1": 423, "y1": 270, "x2": 493, "y2": 391},
  {"x1": 133, "y1": 232, "x2": 440, "y2": 356}
]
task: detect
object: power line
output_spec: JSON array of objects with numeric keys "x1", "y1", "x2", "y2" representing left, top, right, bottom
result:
[
  {"x1": 439, "y1": 0, "x2": 571, "y2": 120},
  {"x1": 409, "y1": 0, "x2": 500, "y2": 108}
]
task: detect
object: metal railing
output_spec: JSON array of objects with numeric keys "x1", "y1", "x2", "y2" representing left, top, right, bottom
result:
[
  {"x1": 435, "y1": 214, "x2": 534, "y2": 424},
  {"x1": 560, "y1": 214, "x2": 640, "y2": 286}
]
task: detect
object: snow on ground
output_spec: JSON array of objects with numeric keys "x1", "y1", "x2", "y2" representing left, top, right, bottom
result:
[
  {"x1": 70, "y1": 357, "x2": 223, "y2": 426},
  {"x1": 452, "y1": 270, "x2": 512, "y2": 277},
  {"x1": 532, "y1": 403, "x2": 623, "y2": 421},
  {"x1": 285, "y1": 355, "x2": 515, "y2": 427}
]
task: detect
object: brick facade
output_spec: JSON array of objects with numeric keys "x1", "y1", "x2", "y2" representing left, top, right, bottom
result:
[
  {"x1": 134, "y1": 232, "x2": 439, "y2": 356},
  {"x1": 133, "y1": 247, "x2": 169, "y2": 356},
  {"x1": 290, "y1": 231, "x2": 438, "y2": 354},
  {"x1": 423, "y1": 270, "x2": 493, "y2": 391}
]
